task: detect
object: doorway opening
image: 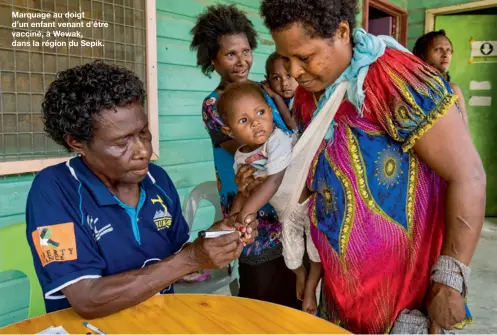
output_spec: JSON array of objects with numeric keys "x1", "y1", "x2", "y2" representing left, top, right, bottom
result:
[{"x1": 362, "y1": 0, "x2": 408, "y2": 46}]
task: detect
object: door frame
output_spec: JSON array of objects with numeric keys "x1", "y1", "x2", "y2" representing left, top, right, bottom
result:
[
  {"x1": 362, "y1": 0, "x2": 408, "y2": 46},
  {"x1": 425, "y1": 0, "x2": 497, "y2": 32}
]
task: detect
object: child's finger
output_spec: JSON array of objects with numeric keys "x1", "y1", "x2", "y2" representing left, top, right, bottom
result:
[{"x1": 244, "y1": 213, "x2": 257, "y2": 226}]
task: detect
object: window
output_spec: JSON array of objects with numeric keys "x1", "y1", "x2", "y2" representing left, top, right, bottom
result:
[{"x1": 0, "y1": 0, "x2": 158, "y2": 175}]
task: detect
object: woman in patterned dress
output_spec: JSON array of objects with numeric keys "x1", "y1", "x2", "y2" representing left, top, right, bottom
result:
[{"x1": 237, "y1": 0, "x2": 486, "y2": 333}]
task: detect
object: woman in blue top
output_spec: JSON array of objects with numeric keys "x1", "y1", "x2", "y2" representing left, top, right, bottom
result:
[
  {"x1": 25, "y1": 61, "x2": 254, "y2": 318},
  {"x1": 191, "y1": 4, "x2": 300, "y2": 308}
]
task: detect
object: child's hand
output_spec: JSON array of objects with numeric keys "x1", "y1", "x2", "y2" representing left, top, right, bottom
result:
[
  {"x1": 230, "y1": 213, "x2": 258, "y2": 245},
  {"x1": 261, "y1": 80, "x2": 276, "y2": 98},
  {"x1": 302, "y1": 287, "x2": 318, "y2": 315}
]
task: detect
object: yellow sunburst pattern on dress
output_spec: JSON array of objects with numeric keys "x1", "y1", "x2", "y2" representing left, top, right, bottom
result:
[{"x1": 374, "y1": 145, "x2": 403, "y2": 190}]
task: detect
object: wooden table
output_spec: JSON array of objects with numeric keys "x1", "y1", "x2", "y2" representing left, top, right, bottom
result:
[{"x1": 0, "y1": 294, "x2": 349, "y2": 334}]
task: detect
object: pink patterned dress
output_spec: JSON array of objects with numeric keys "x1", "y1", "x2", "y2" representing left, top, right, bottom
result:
[{"x1": 297, "y1": 49, "x2": 461, "y2": 333}]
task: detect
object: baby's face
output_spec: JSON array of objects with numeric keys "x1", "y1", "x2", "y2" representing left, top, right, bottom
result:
[
  {"x1": 268, "y1": 58, "x2": 298, "y2": 99},
  {"x1": 226, "y1": 93, "x2": 273, "y2": 147}
]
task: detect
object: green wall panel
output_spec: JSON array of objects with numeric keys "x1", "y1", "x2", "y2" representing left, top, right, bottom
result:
[
  {"x1": 165, "y1": 161, "x2": 217, "y2": 190},
  {"x1": 407, "y1": 0, "x2": 483, "y2": 49},
  {"x1": 156, "y1": 139, "x2": 214, "y2": 166},
  {"x1": 0, "y1": 271, "x2": 29, "y2": 327},
  {"x1": 158, "y1": 90, "x2": 211, "y2": 117},
  {"x1": 435, "y1": 14, "x2": 497, "y2": 215},
  {"x1": 0, "y1": 177, "x2": 33, "y2": 228},
  {"x1": 159, "y1": 115, "x2": 209, "y2": 141}
]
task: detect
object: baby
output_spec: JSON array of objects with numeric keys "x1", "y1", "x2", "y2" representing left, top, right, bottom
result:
[
  {"x1": 261, "y1": 52, "x2": 299, "y2": 132},
  {"x1": 218, "y1": 81, "x2": 322, "y2": 315}
]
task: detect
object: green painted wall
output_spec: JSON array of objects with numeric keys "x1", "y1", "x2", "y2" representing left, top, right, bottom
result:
[
  {"x1": 407, "y1": 0, "x2": 483, "y2": 49},
  {"x1": 389, "y1": 0, "x2": 408, "y2": 10},
  {"x1": 435, "y1": 14, "x2": 497, "y2": 215},
  {"x1": 0, "y1": 174, "x2": 34, "y2": 326},
  {"x1": 155, "y1": 0, "x2": 275, "y2": 236}
]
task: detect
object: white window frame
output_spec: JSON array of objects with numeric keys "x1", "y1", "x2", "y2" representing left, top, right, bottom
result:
[{"x1": 0, "y1": 0, "x2": 159, "y2": 176}]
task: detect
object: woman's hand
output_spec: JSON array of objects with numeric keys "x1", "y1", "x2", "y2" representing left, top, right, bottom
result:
[
  {"x1": 426, "y1": 282, "x2": 466, "y2": 333},
  {"x1": 261, "y1": 80, "x2": 276, "y2": 98},
  {"x1": 235, "y1": 165, "x2": 265, "y2": 197}
]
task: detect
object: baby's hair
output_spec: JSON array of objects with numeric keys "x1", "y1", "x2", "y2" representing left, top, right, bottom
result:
[
  {"x1": 218, "y1": 81, "x2": 267, "y2": 125},
  {"x1": 265, "y1": 52, "x2": 284, "y2": 77}
]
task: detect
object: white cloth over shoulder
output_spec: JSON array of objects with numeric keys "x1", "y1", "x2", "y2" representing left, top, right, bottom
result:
[
  {"x1": 270, "y1": 82, "x2": 348, "y2": 220},
  {"x1": 233, "y1": 128, "x2": 294, "y2": 177}
]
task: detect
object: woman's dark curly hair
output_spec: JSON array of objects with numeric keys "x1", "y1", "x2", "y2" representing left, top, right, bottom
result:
[
  {"x1": 260, "y1": 0, "x2": 358, "y2": 39},
  {"x1": 190, "y1": 4, "x2": 258, "y2": 77},
  {"x1": 42, "y1": 60, "x2": 146, "y2": 151},
  {"x1": 413, "y1": 30, "x2": 453, "y2": 81}
]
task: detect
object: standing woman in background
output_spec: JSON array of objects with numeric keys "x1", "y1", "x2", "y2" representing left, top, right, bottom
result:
[
  {"x1": 190, "y1": 4, "x2": 301, "y2": 309},
  {"x1": 413, "y1": 30, "x2": 469, "y2": 127}
]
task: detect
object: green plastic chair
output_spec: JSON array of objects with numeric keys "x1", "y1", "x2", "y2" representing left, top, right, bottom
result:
[
  {"x1": 176, "y1": 181, "x2": 239, "y2": 295},
  {"x1": 0, "y1": 223, "x2": 45, "y2": 320}
]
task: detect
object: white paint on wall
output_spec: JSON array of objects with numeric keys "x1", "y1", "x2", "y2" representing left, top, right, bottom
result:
[
  {"x1": 468, "y1": 96, "x2": 492, "y2": 107},
  {"x1": 470, "y1": 81, "x2": 492, "y2": 91}
]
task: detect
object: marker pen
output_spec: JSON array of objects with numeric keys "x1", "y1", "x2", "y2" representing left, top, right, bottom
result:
[
  {"x1": 198, "y1": 230, "x2": 235, "y2": 238},
  {"x1": 83, "y1": 322, "x2": 106, "y2": 334}
]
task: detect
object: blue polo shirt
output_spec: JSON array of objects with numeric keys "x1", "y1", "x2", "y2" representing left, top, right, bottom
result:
[{"x1": 26, "y1": 156, "x2": 190, "y2": 313}]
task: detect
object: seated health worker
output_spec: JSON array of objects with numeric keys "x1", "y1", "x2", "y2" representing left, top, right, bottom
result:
[{"x1": 26, "y1": 61, "x2": 256, "y2": 319}]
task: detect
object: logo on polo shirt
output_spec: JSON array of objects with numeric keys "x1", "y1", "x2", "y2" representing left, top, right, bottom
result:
[
  {"x1": 151, "y1": 195, "x2": 172, "y2": 230},
  {"x1": 32, "y1": 222, "x2": 77, "y2": 267},
  {"x1": 87, "y1": 215, "x2": 113, "y2": 242}
]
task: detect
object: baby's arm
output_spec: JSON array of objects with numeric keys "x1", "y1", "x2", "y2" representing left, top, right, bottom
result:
[
  {"x1": 235, "y1": 169, "x2": 285, "y2": 225},
  {"x1": 228, "y1": 193, "x2": 246, "y2": 218}
]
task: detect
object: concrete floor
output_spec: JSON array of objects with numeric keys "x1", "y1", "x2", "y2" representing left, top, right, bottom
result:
[{"x1": 466, "y1": 218, "x2": 497, "y2": 334}]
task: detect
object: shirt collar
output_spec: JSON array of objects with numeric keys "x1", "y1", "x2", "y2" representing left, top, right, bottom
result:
[{"x1": 67, "y1": 156, "x2": 155, "y2": 207}]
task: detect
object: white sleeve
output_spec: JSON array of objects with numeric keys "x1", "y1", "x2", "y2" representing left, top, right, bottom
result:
[{"x1": 265, "y1": 129, "x2": 293, "y2": 176}]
